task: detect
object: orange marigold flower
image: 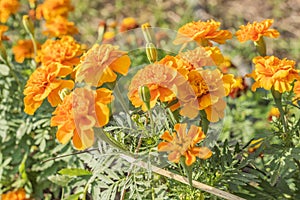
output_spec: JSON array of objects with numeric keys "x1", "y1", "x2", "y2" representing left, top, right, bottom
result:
[
  {"x1": 23, "y1": 63, "x2": 74, "y2": 115},
  {"x1": 178, "y1": 69, "x2": 235, "y2": 121},
  {"x1": 229, "y1": 77, "x2": 248, "y2": 98},
  {"x1": 128, "y1": 63, "x2": 187, "y2": 111},
  {"x1": 293, "y1": 81, "x2": 300, "y2": 103},
  {"x1": 43, "y1": 16, "x2": 78, "y2": 37},
  {"x1": 51, "y1": 87, "x2": 113, "y2": 150},
  {"x1": 236, "y1": 19, "x2": 280, "y2": 42},
  {"x1": 268, "y1": 107, "x2": 280, "y2": 121},
  {"x1": 0, "y1": 0, "x2": 20, "y2": 23},
  {"x1": 37, "y1": 36, "x2": 82, "y2": 68},
  {"x1": 0, "y1": 25, "x2": 9, "y2": 41},
  {"x1": 13, "y1": 39, "x2": 39, "y2": 63},
  {"x1": 36, "y1": 0, "x2": 73, "y2": 20},
  {"x1": 248, "y1": 56, "x2": 300, "y2": 93},
  {"x1": 1, "y1": 188, "x2": 28, "y2": 200},
  {"x1": 158, "y1": 123, "x2": 212, "y2": 166},
  {"x1": 76, "y1": 44, "x2": 131, "y2": 87},
  {"x1": 173, "y1": 19, "x2": 232, "y2": 46},
  {"x1": 119, "y1": 17, "x2": 138, "y2": 32}
]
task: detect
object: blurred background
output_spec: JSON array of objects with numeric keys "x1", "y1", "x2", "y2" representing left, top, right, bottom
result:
[{"x1": 71, "y1": 0, "x2": 300, "y2": 66}]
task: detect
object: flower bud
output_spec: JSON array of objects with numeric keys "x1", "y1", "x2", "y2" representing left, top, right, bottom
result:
[
  {"x1": 138, "y1": 85, "x2": 151, "y2": 110},
  {"x1": 23, "y1": 15, "x2": 34, "y2": 35},
  {"x1": 146, "y1": 43, "x2": 157, "y2": 63},
  {"x1": 141, "y1": 23, "x2": 153, "y2": 43}
]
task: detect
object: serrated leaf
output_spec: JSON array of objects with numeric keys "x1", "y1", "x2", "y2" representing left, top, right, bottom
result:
[{"x1": 59, "y1": 168, "x2": 92, "y2": 176}]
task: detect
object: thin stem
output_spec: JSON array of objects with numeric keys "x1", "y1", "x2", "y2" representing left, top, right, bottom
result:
[{"x1": 120, "y1": 154, "x2": 246, "y2": 200}]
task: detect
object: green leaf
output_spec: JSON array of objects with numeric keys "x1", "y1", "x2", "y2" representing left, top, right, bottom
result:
[
  {"x1": 48, "y1": 175, "x2": 73, "y2": 187},
  {"x1": 63, "y1": 192, "x2": 82, "y2": 200},
  {"x1": 58, "y1": 168, "x2": 92, "y2": 176}
]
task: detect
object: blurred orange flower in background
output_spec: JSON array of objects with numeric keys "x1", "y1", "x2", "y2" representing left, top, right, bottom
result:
[
  {"x1": 76, "y1": 44, "x2": 131, "y2": 86},
  {"x1": 236, "y1": 19, "x2": 280, "y2": 42},
  {"x1": 37, "y1": 36, "x2": 83, "y2": 68},
  {"x1": 23, "y1": 63, "x2": 74, "y2": 115},
  {"x1": 0, "y1": 0, "x2": 20, "y2": 23},
  {"x1": 0, "y1": 25, "x2": 9, "y2": 41},
  {"x1": 43, "y1": 16, "x2": 78, "y2": 37},
  {"x1": 13, "y1": 39, "x2": 39, "y2": 63},
  {"x1": 173, "y1": 19, "x2": 232, "y2": 46},
  {"x1": 158, "y1": 123, "x2": 212, "y2": 166},
  {"x1": 36, "y1": 0, "x2": 73, "y2": 20},
  {"x1": 51, "y1": 87, "x2": 113, "y2": 150},
  {"x1": 229, "y1": 77, "x2": 247, "y2": 98},
  {"x1": 119, "y1": 17, "x2": 138, "y2": 32},
  {"x1": 268, "y1": 107, "x2": 280, "y2": 121},
  {"x1": 248, "y1": 56, "x2": 300, "y2": 93},
  {"x1": 1, "y1": 188, "x2": 28, "y2": 200}
]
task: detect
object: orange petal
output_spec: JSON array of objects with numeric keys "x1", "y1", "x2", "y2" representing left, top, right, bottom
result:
[
  {"x1": 185, "y1": 150, "x2": 196, "y2": 166},
  {"x1": 109, "y1": 55, "x2": 131, "y2": 75},
  {"x1": 160, "y1": 131, "x2": 173, "y2": 142},
  {"x1": 198, "y1": 147, "x2": 212, "y2": 159}
]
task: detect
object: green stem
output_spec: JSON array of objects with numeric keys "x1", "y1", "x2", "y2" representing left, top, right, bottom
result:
[
  {"x1": 199, "y1": 110, "x2": 210, "y2": 134},
  {"x1": 180, "y1": 156, "x2": 193, "y2": 187},
  {"x1": 254, "y1": 37, "x2": 266, "y2": 56}
]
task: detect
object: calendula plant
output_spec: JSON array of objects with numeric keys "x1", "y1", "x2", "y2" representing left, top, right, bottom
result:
[{"x1": 0, "y1": 0, "x2": 299, "y2": 200}]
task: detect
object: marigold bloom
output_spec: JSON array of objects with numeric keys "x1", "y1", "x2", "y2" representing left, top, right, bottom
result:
[
  {"x1": 119, "y1": 17, "x2": 138, "y2": 32},
  {"x1": 0, "y1": 0, "x2": 20, "y2": 23},
  {"x1": 158, "y1": 123, "x2": 212, "y2": 166},
  {"x1": 43, "y1": 16, "x2": 78, "y2": 37},
  {"x1": 23, "y1": 63, "x2": 74, "y2": 115},
  {"x1": 0, "y1": 25, "x2": 9, "y2": 41},
  {"x1": 268, "y1": 107, "x2": 280, "y2": 121},
  {"x1": 248, "y1": 56, "x2": 300, "y2": 93},
  {"x1": 51, "y1": 87, "x2": 113, "y2": 150},
  {"x1": 76, "y1": 44, "x2": 131, "y2": 87},
  {"x1": 37, "y1": 36, "x2": 82, "y2": 68},
  {"x1": 1, "y1": 188, "x2": 28, "y2": 200},
  {"x1": 13, "y1": 39, "x2": 39, "y2": 63},
  {"x1": 128, "y1": 63, "x2": 187, "y2": 111},
  {"x1": 173, "y1": 19, "x2": 232, "y2": 46},
  {"x1": 36, "y1": 0, "x2": 73, "y2": 20},
  {"x1": 236, "y1": 19, "x2": 280, "y2": 42},
  {"x1": 293, "y1": 81, "x2": 300, "y2": 103},
  {"x1": 178, "y1": 69, "x2": 235, "y2": 121}
]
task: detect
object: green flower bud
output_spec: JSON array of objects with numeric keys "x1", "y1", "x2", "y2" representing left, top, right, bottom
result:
[
  {"x1": 22, "y1": 15, "x2": 34, "y2": 36},
  {"x1": 146, "y1": 43, "x2": 157, "y2": 63},
  {"x1": 138, "y1": 85, "x2": 151, "y2": 110}
]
